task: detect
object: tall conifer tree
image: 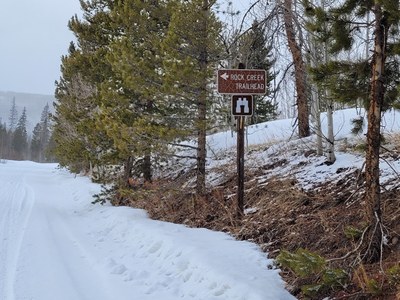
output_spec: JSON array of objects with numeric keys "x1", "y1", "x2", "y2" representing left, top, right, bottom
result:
[
  {"x1": 162, "y1": 0, "x2": 223, "y2": 195},
  {"x1": 12, "y1": 107, "x2": 28, "y2": 160},
  {"x1": 53, "y1": 0, "x2": 116, "y2": 173},
  {"x1": 0, "y1": 122, "x2": 8, "y2": 159},
  {"x1": 31, "y1": 103, "x2": 52, "y2": 162},
  {"x1": 237, "y1": 20, "x2": 277, "y2": 124},
  {"x1": 103, "y1": 0, "x2": 177, "y2": 183},
  {"x1": 307, "y1": 0, "x2": 400, "y2": 262},
  {"x1": 8, "y1": 97, "x2": 18, "y2": 132}
]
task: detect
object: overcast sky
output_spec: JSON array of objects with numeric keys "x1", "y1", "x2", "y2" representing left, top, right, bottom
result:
[
  {"x1": 0, "y1": 0, "x2": 81, "y2": 95},
  {"x1": 0, "y1": 0, "x2": 252, "y2": 96}
]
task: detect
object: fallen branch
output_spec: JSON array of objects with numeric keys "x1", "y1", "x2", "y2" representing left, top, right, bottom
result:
[{"x1": 327, "y1": 226, "x2": 369, "y2": 263}]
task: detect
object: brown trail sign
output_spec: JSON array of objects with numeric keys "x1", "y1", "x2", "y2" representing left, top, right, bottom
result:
[
  {"x1": 217, "y1": 69, "x2": 266, "y2": 95},
  {"x1": 216, "y1": 67, "x2": 267, "y2": 217}
]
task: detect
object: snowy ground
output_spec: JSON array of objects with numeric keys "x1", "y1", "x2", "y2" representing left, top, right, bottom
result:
[
  {"x1": 203, "y1": 108, "x2": 400, "y2": 190},
  {"x1": 0, "y1": 160, "x2": 295, "y2": 300},
  {"x1": 3, "y1": 108, "x2": 399, "y2": 300}
]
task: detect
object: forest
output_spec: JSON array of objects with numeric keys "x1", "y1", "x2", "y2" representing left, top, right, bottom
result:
[
  {"x1": 29, "y1": 0, "x2": 400, "y2": 298},
  {"x1": 0, "y1": 98, "x2": 53, "y2": 162}
]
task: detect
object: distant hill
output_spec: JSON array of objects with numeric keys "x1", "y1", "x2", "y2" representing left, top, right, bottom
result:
[{"x1": 0, "y1": 91, "x2": 56, "y2": 135}]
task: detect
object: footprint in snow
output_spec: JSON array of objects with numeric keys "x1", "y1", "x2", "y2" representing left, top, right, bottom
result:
[{"x1": 111, "y1": 264, "x2": 127, "y2": 275}]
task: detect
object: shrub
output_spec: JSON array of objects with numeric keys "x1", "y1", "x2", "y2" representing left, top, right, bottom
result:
[
  {"x1": 387, "y1": 264, "x2": 400, "y2": 288},
  {"x1": 277, "y1": 248, "x2": 348, "y2": 297}
]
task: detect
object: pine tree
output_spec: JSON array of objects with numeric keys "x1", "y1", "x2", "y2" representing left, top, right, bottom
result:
[
  {"x1": 237, "y1": 20, "x2": 278, "y2": 124},
  {"x1": 6, "y1": 97, "x2": 19, "y2": 159},
  {"x1": 8, "y1": 97, "x2": 18, "y2": 132},
  {"x1": 362, "y1": 0, "x2": 399, "y2": 262},
  {"x1": 30, "y1": 123, "x2": 42, "y2": 162},
  {"x1": 53, "y1": 46, "x2": 99, "y2": 171},
  {"x1": 30, "y1": 103, "x2": 52, "y2": 162},
  {"x1": 308, "y1": 0, "x2": 400, "y2": 262},
  {"x1": 12, "y1": 107, "x2": 28, "y2": 160},
  {"x1": 0, "y1": 121, "x2": 8, "y2": 159},
  {"x1": 53, "y1": 0, "x2": 116, "y2": 173},
  {"x1": 102, "y1": 0, "x2": 177, "y2": 183},
  {"x1": 162, "y1": 0, "x2": 223, "y2": 195}
]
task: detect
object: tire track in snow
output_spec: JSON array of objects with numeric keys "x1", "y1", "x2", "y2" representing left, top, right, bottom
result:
[
  {"x1": 39, "y1": 206, "x2": 115, "y2": 300},
  {"x1": 11, "y1": 168, "x2": 119, "y2": 300},
  {"x1": 0, "y1": 180, "x2": 35, "y2": 300},
  {"x1": 1, "y1": 162, "x2": 295, "y2": 300}
]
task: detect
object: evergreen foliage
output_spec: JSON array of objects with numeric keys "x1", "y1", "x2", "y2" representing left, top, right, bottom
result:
[
  {"x1": 52, "y1": 0, "x2": 223, "y2": 195},
  {"x1": 30, "y1": 123, "x2": 42, "y2": 162},
  {"x1": 277, "y1": 248, "x2": 347, "y2": 297},
  {"x1": 52, "y1": 0, "x2": 117, "y2": 173},
  {"x1": 305, "y1": 0, "x2": 400, "y2": 263},
  {"x1": 0, "y1": 99, "x2": 50, "y2": 161},
  {"x1": 0, "y1": 121, "x2": 9, "y2": 159},
  {"x1": 236, "y1": 20, "x2": 278, "y2": 124},
  {"x1": 306, "y1": 0, "x2": 400, "y2": 110},
  {"x1": 8, "y1": 97, "x2": 18, "y2": 132},
  {"x1": 31, "y1": 104, "x2": 52, "y2": 162},
  {"x1": 12, "y1": 107, "x2": 28, "y2": 160},
  {"x1": 102, "y1": 0, "x2": 178, "y2": 182},
  {"x1": 162, "y1": 0, "x2": 223, "y2": 194}
]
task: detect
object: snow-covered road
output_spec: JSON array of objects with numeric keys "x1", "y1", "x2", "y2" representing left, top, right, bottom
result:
[{"x1": 0, "y1": 161, "x2": 295, "y2": 300}]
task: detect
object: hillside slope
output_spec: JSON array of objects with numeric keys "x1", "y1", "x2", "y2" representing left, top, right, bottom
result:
[{"x1": 125, "y1": 108, "x2": 400, "y2": 299}]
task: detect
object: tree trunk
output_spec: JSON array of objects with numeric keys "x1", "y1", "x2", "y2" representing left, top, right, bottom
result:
[
  {"x1": 196, "y1": 0, "x2": 209, "y2": 196},
  {"x1": 310, "y1": 86, "x2": 322, "y2": 155},
  {"x1": 143, "y1": 153, "x2": 152, "y2": 182},
  {"x1": 308, "y1": 34, "x2": 323, "y2": 155},
  {"x1": 283, "y1": 0, "x2": 310, "y2": 138},
  {"x1": 143, "y1": 101, "x2": 153, "y2": 183},
  {"x1": 363, "y1": 4, "x2": 388, "y2": 263},
  {"x1": 326, "y1": 101, "x2": 336, "y2": 164},
  {"x1": 124, "y1": 156, "x2": 134, "y2": 185},
  {"x1": 323, "y1": 10, "x2": 336, "y2": 164}
]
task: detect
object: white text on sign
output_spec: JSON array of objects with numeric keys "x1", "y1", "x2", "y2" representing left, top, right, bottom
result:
[
  {"x1": 235, "y1": 83, "x2": 265, "y2": 90},
  {"x1": 217, "y1": 69, "x2": 267, "y2": 95},
  {"x1": 229, "y1": 74, "x2": 265, "y2": 81}
]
